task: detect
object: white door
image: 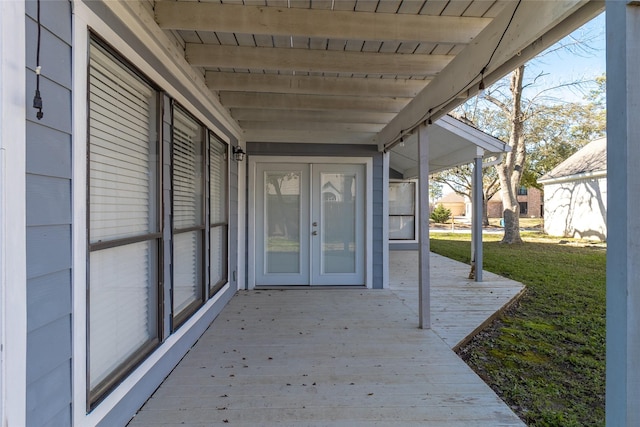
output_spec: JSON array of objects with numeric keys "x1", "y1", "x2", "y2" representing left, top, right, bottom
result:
[{"x1": 255, "y1": 162, "x2": 365, "y2": 286}]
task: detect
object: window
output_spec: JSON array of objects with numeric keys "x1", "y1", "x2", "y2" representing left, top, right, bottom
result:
[
  {"x1": 86, "y1": 36, "x2": 230, "y2": 407},
  {"x1": 209, "y1": 132, "x2": 228, "y2": 295},
  {"x1": 517, "y1": 186, "x2": 528, "y2": 196},
  {"x1": 87, "y1": 39, "x2": 161, "y2": 406},
  {"x1": 389, "y1": 181, "x2": 416, "y2": 240},
  {"x1": 519, "y1": 202, "x2": 528, "y2": 215},
  {"x1": 172, "y1": 107, "x2": 205, "y2": 325}
]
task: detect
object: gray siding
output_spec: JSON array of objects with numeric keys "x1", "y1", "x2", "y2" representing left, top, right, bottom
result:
[
  {"x1": 246, "y1": 143, "x2": 384, "y2": 289},
  {"x1": 25, "y1": 1, "x2": 73, "y2": 426},
  {"x1": 372, "y1": 153, "x2": 384, "y2": 289}
]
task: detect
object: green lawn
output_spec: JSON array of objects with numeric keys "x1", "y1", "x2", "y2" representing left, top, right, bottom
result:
[{"x1": 430, "y1": 233, "x2": 605, "y2": 427}]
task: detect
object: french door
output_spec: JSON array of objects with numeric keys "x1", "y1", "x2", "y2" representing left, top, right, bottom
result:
[{"x1": 254, "y1": 162, "x2": 366, "y2": 286}]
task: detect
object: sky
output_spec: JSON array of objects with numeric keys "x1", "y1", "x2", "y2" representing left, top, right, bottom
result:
[{"x1": 522, "y1": 12, "x2": 606, "y2": 102}]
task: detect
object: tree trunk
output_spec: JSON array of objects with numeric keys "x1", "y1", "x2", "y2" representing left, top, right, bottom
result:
[
  {"x1": 482, "y1": 197, "x2": 490, "y2": 227},
  {"x1": 495, "y1": 65, "x2": 526, "y2": 244}
]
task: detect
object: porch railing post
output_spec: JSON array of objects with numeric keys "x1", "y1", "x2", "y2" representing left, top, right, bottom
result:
[
  {"x1": 472, "y1": 151, "x2": 484, "y2": 282},
  {"x1": 606, "y1": 2, "x2": 640, "y2": 425},
  {"x1": 417, "y1": 124, "x2": 431, "y2": 329}
]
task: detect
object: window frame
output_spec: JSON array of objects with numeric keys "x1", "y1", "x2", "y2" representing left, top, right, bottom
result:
[
  {"x1": 519, "y1": 201, "x2": 528, "y2": 215},
  {"x1": 208, "y1": 131, "x2": 229, "y2": 297},
  {"x1": 170, "y1": 103, "x2": 208, "y2": 330},
  {"x1": 388, "y1": 179, "x2": 418, "y2": 242},
  {"x1": 86, "y1": 35, "x2": 164, "y2": 409}
]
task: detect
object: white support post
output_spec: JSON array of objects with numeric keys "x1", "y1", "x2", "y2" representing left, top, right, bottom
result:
[
  {"x1": 606, "y1": 2, "x2": 640, "y2": 426},
  {"x1": 472, "y1": 151, "x2": 484, "y2": 282},
  {"x1": 417, "y1": 124, "x2": 431, "y2": 329},
  {"x1": 0, "y1": 1, "x2": 27, "y2": 426},
  {"x1": 382, "y1": 151, "x2": 390, "y2": 289}
]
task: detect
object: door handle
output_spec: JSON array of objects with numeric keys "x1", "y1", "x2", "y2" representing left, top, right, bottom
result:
[{"x1": 312, "y1": 231, "x2": 318, "y2": 236}]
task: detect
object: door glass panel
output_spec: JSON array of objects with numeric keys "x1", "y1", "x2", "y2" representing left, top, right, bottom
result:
[
  {"x1": 265, "y1": 171, "x2": 301, "y2": 273},
  {"x1": 321, "y1": 173, "x2": 356, "y2": 273}
]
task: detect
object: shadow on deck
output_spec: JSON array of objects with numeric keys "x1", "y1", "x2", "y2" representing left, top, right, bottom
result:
[{"x1": 128, "y1": 252, "x2": 525, "y2": 426}]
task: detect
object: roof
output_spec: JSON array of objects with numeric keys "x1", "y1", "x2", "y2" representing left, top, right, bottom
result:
[
  {"x1": 436, "y1": 192, "x2": 468, "y2": 204},
  {"x1": 151, "y1": 0, "x2": 603, "y2": 170},
  {"x1": 389, "y1": 114, "x2": 510, "y2": 178},
  {"x1": 539, "y1": 138, "x2": 607, "y2": 184}
]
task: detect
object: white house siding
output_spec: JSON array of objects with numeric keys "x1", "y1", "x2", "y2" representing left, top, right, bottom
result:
[{"x1": 543, "y1": 177, "x2": 607, "y2": 241}]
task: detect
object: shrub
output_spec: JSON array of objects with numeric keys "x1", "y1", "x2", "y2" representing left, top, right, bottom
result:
[{"x1": 430, "y1": 204, "x2": 452, "y2": 223}]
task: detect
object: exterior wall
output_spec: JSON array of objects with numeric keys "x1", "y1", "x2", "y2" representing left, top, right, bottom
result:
[
  {"x1": 520, "y1": 187, "x2": 543, "y2": 218},
  {"x1": 544, "y1": 177, "x2": 607, "y2": 241},
  {"x1": 25, "y1": 1, "x2": 74, "y2": 426},
  {"x1": 6, "y1": 1, "x2": 250, "y2": 426},
  {"x1": 487, "y1": 200, "x2": 502, "y2": 218},
  {"x1": 247, "y1": 143, "x2": 384, "y2": 289},
  {"x1": 440, "y1": 202, "x2": 466, "y2": 216},
  {"x1": 487, "y1": 187, "x2": 544, "y2": 218}
]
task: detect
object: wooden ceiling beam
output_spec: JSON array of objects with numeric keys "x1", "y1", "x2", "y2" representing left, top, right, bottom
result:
[
  {"x1": 186, "y1": 44, "x2": 452, "y2": 76},
  {"x1": 239, "y1": 121, "x2": 386, "y2": 133},
  {"x1": 230, "y1": 108, "x2": 395, "y2": 124},
  {"x1": 243, "y1": 129, "x2": 377, "y2": 144},
  {"x1": 156, "y1": 2, "x2": 490, "y2": 44},
  {"x1": 219, "y1": 91, "x2": 411, "y2": 113},
  {"x1": 206, "y1": 72, "x2": 429, "y2": 98}
]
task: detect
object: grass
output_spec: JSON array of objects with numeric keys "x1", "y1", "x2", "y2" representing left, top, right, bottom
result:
[{"x1": 430, "y1": 233, "x2": 605, "y2": 426}]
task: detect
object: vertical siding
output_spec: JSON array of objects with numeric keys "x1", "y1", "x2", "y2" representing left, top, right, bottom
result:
[{"x1": 25, "y1": 1, "x2": 73, "y2": 426}]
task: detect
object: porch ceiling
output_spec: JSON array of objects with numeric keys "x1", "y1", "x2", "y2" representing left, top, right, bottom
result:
[{"x1": 155, "y1": 0, "x2": 603, "y2": 156}]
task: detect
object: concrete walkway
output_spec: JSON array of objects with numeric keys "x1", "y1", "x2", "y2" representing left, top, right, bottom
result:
[{"x1": 128, "y1": 253, "x2": 525, "y2": 426}]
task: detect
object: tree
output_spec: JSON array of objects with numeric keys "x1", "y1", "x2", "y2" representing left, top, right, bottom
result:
[
  {"x1": 489, "y1": 65, "x2": 527, "y2": 244},
  {"x1": 443, "y1": 71, "x2": 606, "y2": 242},
  {"x1": 430, "y1": 204, "x2": 451, "y2": 224},
  {"x1": 429, "y1": 181, "x2": 443, "y2": 206}
]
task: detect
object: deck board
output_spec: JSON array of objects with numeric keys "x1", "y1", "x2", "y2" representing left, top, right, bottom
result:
[{"x1": 128, "y1": 252, "x2": 525, "y2": 426}]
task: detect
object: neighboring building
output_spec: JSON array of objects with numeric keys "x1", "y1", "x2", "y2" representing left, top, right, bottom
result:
[
  {"x1": 539, "y1": 138, "x2": 607, "y2": 241},
  {"x1": 487, "y1": 187, "x2": 544, "y2": 218},
  {"x1": 434, "y1": 192, "x2": 469, "y2": 217}
]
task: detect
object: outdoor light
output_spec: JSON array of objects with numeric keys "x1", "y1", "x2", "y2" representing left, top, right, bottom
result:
[{"x1": 232, "y1": 146, "x2": 245, "y2": 162}]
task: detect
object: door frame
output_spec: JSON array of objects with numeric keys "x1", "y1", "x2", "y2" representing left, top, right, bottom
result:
[{"x1": 248, "y1": 156, "x2": 373, "y2": 290}]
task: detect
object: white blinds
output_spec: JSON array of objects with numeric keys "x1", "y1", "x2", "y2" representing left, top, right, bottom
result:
[
  {"x1": 89, "y1": 46, "x2": 157, "y2": 243},
  {"x1": 88, "y1": 40, "x2": 158, "y2": 396},
  {"x1": 389, "y1": 182, "x2": 415, "y2": 215},
  {"x1": 172, "y1": 231, "x2": 201, "y2": 314},
  {"x1": 209, "y1": 135, "x2": 227, "y2": 291},
  {"x1": 89, "y1": 242, "x2": 157, "y2": 389},
  {"x1": 389, "y1": 182, "x2": 416, "y2": 240},
  {"x1": 172, "y1": 108, "x2": 203, "y2": 318},
  {"x1": 173, "y1": 109, "x2": 203, "y2": 230},
  {"x1": 210, "y1": 135, "x2": 226, "y2": 225}
]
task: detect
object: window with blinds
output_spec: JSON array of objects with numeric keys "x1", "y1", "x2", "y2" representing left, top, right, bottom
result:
[
  {"x1": 389, "y1": 181, "x2": 417, "y2": 240},
  {"x1": 86, "y1": 34, "x2": 231, "y2": 409},
  {"x1": 172, "y1": 107, "x2": 205, "y2": 325},
  {"x1": 87, "y1": 39, "x2": 161, "y2": 406},
  {"x1": 209, "y1": 133, "x2": 228, "y2": 295}
]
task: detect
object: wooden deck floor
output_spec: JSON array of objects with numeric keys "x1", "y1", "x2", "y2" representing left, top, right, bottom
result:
[{"x1": 128, "y1": 252, "x2": 525, "y2": 426}]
